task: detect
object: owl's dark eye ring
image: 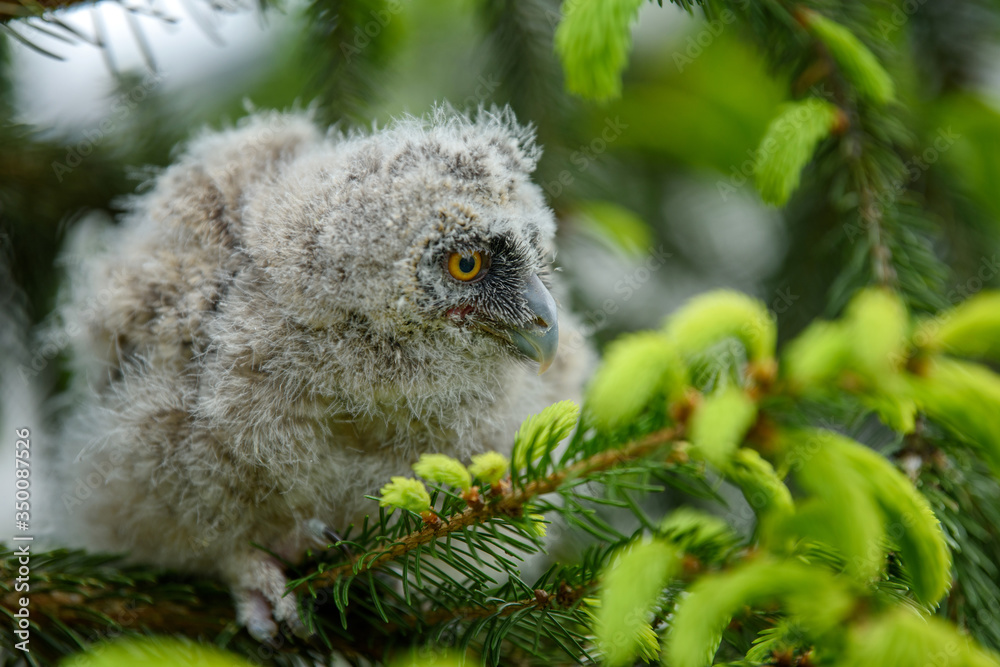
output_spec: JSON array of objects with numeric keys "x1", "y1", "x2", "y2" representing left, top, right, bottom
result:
[{"x1": 447, "y1": 251, "x2": 486, "y2": 282}]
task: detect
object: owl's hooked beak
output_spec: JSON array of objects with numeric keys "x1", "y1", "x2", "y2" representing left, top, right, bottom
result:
[{"x1": 507, "y1": 274, "x2": 559, "y2": 374}]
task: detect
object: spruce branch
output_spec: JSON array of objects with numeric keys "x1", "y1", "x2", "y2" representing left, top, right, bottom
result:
[
  {"x1": 385, "y1": 583, "x2": 589, "y2": 634},
  {"x1": 8, "y1": 2, "x2": 1000, "y2": 664},
  {"x1": 1, "y1": 587, "x2": 233, "y2": 636},
  {"x1": 299, "y1": 425, "x2": 684, "y2": 590},
  {"x1": 747, "y1": 2, "x2": 944, "y2": 309},
  {"x1": 794, "y1": 14, "x2": 900, "y2": 292}
]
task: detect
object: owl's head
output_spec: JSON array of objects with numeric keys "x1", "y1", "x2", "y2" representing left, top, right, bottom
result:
[{"x1": 242, "y1": 106, "x2": 560, "y2": 378}]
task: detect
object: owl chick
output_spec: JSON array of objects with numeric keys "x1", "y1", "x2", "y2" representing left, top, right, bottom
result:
[{"x1": 54, "y1": 106, "x2": 590, "y2": 640}]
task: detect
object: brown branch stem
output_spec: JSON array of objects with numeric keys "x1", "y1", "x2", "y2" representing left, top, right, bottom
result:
[{"x1": 298, "y1": 425, "x2": 685, "y2": 591}]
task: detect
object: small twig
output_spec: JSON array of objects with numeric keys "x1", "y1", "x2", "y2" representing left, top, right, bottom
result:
[
  {"x1": 299, "y1": 425, "x2": 684, "y2": 591},
  {"x1": 791, "y1": 3, "x2": 899, "y2": 290},
  {"x1": 856, "y1": 170, "x2": 897, "y2": 288}
]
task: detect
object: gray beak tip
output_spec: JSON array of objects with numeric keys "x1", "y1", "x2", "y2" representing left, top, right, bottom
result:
[
  {"x1": 536, "y1": 355, "x2": 555, "y2": 375},
  {"x1": 509, "y1": 274, "x2": 559, "y2": 374}
]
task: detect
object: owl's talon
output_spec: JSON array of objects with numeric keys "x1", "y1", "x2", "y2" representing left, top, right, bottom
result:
[
  {"x1": 247, "y1": 620, "x2": 279, "y2": 644},
  {"x1": 321, "y1": 526, "x2": 354, "y2": 557},
  {"x1": 237, "y1": 589, "x2": 280, "y2": 642},
  {"x1": 286, "y1": 611, "x2": 312, "y2": 639},
  {"x1": 231, "y1": 552, "x2": 307, "y2": 642},
  {"x1": 300, "y1": 517, "x2": 353, "y2": 557}
]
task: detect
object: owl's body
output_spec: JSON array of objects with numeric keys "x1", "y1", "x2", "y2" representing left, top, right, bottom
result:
[{"x1": 55, "y1": 108, "x2": 589, "y2": 638}]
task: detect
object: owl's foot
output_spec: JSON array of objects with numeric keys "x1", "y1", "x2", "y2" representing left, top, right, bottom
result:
[
  {"x1": 231, "y1": 552, "x2": 310, "y2": 641},
  {"x1": 231, "y1": 521, "x2": 348, "y2": 641}
]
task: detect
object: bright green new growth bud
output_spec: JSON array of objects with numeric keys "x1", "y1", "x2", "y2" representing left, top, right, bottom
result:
[
  {"x1": 659, "y1": 508, "x2": 735, "y2": 555},
  {"x1": 586, "y1": 332, "x2": 683, "y2": 428},
  {"x1": 783, "y1": 289, "x2": 914, "y2": 431},
  {"x1": 554, "y1": 0, "x2": 645, "y2": 100},
  {"x1": 916, "y1": 291, "x2": 1000, "y2": 361},
  {"x1": 595, "y1": 536, "x2": 679, "y2": 667},
  {"x1": 784, "y1": 430, "x2": 887, "y2": 583},
  {"x1": 780, "y1": 428, "x2": 951, "y2": 605},
  {"x1": 63, "y1": 637, "x2": 256, "y2": 667},
  {"x1": 911, "y1": 357, "x2": 1000, "y2": 477},
  {"x1": 844, "y1": 288, "x2": 908, "y2": 383},
  {"x1": 755, "y1": 98, "x2": 841, "y2": 206},
  {"x1": 467, "y1": 451, "x2": 510, "y2": 484},
  {"x1": 665, "y1": 290, "x2": 776, "y2": 362},
  {"x1": 512, "y1": 400, "x2": 580, "y2": 469},
  {"x1": 378, "y1": 477, "x2": 431, "y2": 514},
  {"x1": 846, "y1": 289, "x2": 914, "y2": 430},
  {"x1": 841, "y1": 609, "x2": 1000, "y2": 667},
  {"x1": 412, "y1": 453, "x2": 472, "y2": 491},
  {"x1": 861, "y1": 392, "x2": 916, "y2": 434},
  {"x1": 665, "y1": 559, "x2": 853, "y2": 667},
  {"x1": 689, "y1": 387, "x2": 758, "y2": 470},
  {"x1": 832, "y1": 434, "x2": 952, "y2": 605},
  {"x1": 726, "y1": 448, "x2": 794, "y2": 527},
  {"x1": 782, "y1": 320, "x2": 852, "y2": 387},
  {"x1": 525, "y1": 513, "x2": 547, "y2": 538},
  {"x1": 632, "y1": 623, "x2": 661, "y2": 664},
  {"x1": 803, "y1": 10, "x2": 895, "y2": 105}
]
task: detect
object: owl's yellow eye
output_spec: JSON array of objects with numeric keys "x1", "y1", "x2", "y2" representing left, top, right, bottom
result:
[{"x1": 448, "y1": 251, "x2": 484, "y2": 282}]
